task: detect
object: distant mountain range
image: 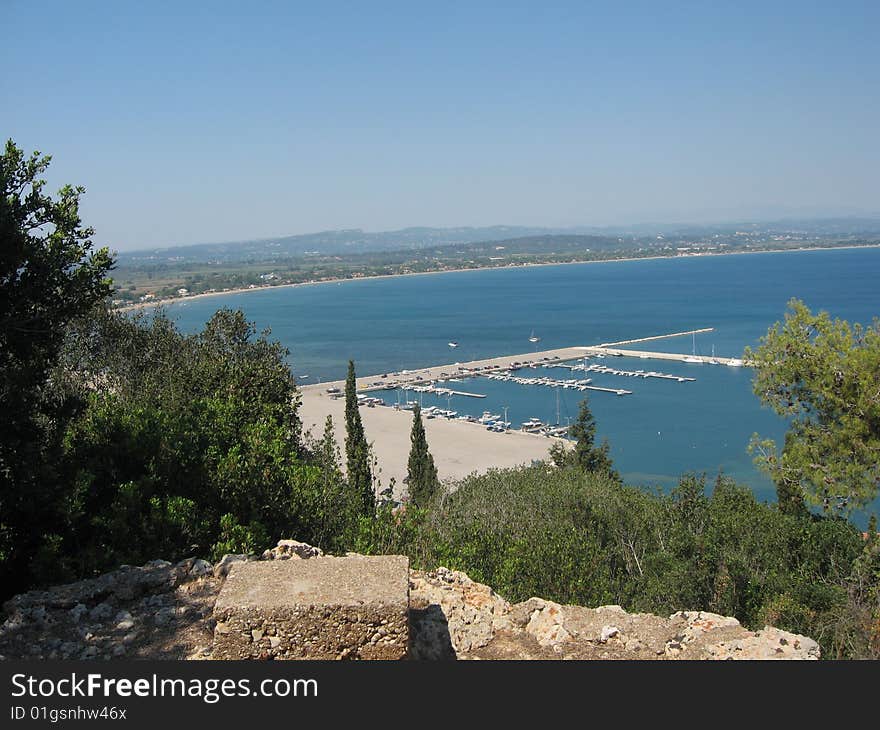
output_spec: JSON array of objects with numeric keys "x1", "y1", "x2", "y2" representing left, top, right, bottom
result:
[{"x1": 116, "y1": 217, "x2": 880, "y2": 266}]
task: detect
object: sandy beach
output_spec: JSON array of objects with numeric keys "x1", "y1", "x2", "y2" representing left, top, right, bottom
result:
[
  {"x1": 298, "y1": 382, "x2": 567, "y2": 498},
  {"x1": 114, "y1": 244, "x2": 880, "y2": 313}
]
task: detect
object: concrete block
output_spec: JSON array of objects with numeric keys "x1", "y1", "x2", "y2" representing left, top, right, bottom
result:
[{"x1": 211, "y1": 555, "x2": 409, "y2": 660}]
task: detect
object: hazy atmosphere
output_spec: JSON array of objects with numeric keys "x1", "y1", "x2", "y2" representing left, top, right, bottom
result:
[
  {"x1": 4, "y1": 0, "x2": 879, "y2": 250},
  {"x1": 4, "y1": 0, "x2": 880, "y2": 678}
]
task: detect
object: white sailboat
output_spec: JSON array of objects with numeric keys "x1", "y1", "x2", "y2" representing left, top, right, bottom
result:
[{"x1": 683, "y1": 332, "x2": 702, "y2": 363}]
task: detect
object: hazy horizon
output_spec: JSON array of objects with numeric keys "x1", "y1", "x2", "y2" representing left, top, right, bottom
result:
[
  {"x1": 5, "y1": 1, "x2": 878, "y2": 251},
  {"x1": 116, "y1": 213, "x2": 880, "y2": 256}
]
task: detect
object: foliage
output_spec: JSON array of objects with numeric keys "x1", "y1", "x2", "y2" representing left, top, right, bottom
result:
[
  {"x1": 344, "y1": 360, "x2": 373, "y2": 515},
  {"x1": 746, "y1": 298, "x2": 880, "y2": 514},
  {"x1": 309, "y1": 415, "x2": 366, "y2": 552},
  {"x1": 406, "y1": 404, "x2": 439, "y2": 507},
  {"x1": 356, "y1": 465, "x2": 874, "y2": 657},
  {"x1": 549, "y1": 397, "x2": 619, "y2": 482},
  {"x1": 25, "y1": 307, "x2": 351, "y2": 583},
  {"x1": 0, "y1": 140, "x2": 113, "y2": 593}
]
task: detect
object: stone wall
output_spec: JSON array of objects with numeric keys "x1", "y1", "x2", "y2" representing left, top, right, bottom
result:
[{"x1": 0, "y1": 541, "x2": 820, "y2": 660}]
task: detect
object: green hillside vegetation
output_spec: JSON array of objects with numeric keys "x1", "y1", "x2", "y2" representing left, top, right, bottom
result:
[
  {"x1": 110, "y1": 233, "x2": 880, "y2": 304},
  {"x1": 3, "y1": 139, "x2": 879, "y2": 658}
]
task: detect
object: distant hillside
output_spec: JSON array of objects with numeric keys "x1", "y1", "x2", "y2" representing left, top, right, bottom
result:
[
  {"x1": 115, "y1": 217, "x2": 880, "y2": 267},
  {"x1": 116, "y1": 226, "x2": 574, "y2": 265}
]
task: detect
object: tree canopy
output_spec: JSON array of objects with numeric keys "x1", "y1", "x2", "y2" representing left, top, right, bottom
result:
[
  {"x1": 406, "y1": 403, "x2": 439, "y2": 507},
  {"x1": 1, "y1": 140, "x2": 114, "y2": 593},
  {"x1": 550, "y1": 396, "x2": 619, "y2": 482},
  {"x1": 746, "y1": 298, "x2": 880, "y2": 514},
  {"x1": 344, "y1": 360, "x2": 374, "y2": 516}
]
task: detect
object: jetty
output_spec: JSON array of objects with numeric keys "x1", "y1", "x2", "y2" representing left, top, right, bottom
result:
[
  {"x1": 297, "y1": 326, "x2": 749, "y2": 495},
  {"x1": 544, "y1": 361, "x2": 697, "y2": 383},
  {"x1": 578, "y1": 345, "x2": 744, "y2": 366},
  {"x1": 598, "y1": 328, "x2": 716, "y2": 348},
  {"x1": 485, "y1": 371, "x2": 632, "y2": 396},
  {"x1": 374, "y1": 383, "x2": 487, "y2": 399},
  {"x1": 300, "y1": 326, "x2": 745, "y2": 395}
]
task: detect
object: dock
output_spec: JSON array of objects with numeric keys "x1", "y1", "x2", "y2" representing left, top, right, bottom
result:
[
  {"x1": 598, "y1": 328, "x2": 716, "y2": 348},
  {"x1": 362, "y1": 383, "x2": 487, "y2": 399},
  {"x1": 579, "y1": 346, "x2": 745, "y2": 366},
  {"x1": 485, "y1": 371, "x2": 632, "y2": 396},
  {"x1": 301, "y1": 327, "x2": 747, "y2": 396},
  {"x1": 544, "y1": 361, "x2": 697, "y2": 383},
  {"x1": 296, "y1": 326, "x2": 749, "y2": 494}
]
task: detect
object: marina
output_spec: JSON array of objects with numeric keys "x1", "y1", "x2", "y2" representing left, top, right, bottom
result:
[
  {"x1": 540, "y1": 361, "x2": 697, "y2": 383},
  {"x1": 337, "y1": 327, "x2": 745, "y2": 399},
  {"x1": 302, "y1": 327, "x2": 744, "y2": 441},
  {"x1": 174, "y1": 247, "x2": 878, "y2": 508},
  {"x1": 484, "y1": 371, "x2": 633, "y2": 397}
]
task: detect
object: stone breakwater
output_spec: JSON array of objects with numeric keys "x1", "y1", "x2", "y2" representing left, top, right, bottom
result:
[{"x1": 0, "y1": 540, "x2": 820, "y2": 660}]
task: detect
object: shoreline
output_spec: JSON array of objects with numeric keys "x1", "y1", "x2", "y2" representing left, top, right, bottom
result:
[{"x1": 115, "y1": 243, "x2": 880, "y2": 313}]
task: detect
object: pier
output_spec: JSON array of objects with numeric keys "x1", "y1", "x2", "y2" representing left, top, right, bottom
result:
[
  {"x1": 598, "y1": 328, "x2": 716, "y2": 348},
  {"x1": 485, "y1": 371, "x2": 632, "y2": 396},
  {"x1": 543, "y1": 361, "x2": 697, "y2": 383},
  {"x1": 301, "y1": 326, "x2": 746, "y2": 395},
  {"x1": 297, "y1": 326, "x2": 749, "y2": 495},
  {"x1": 362, "y1": 383, "x2": 487, "y2": 399},
  {"x1": 578, "y1": 346, "x2": 745, "y2": 366}
]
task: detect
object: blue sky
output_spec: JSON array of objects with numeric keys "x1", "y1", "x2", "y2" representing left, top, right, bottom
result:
[{"x1": 4, "y1": 0, "x2": 878, "y2": 250}]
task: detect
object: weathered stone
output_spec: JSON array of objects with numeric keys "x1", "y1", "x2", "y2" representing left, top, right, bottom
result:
[
  {"x1": 153, "y1": 607, "x2": 176, "y2": 626},
  {"x1": 189, "y1": 559, "x2": 213, "y2": 578},
  {"x1": 261, "y1": 539, "x2": 324, "y2": 561},
  {"x1": 523, "y1": 600, "x2": 572, "y2": 648},
  {"x1": 0, "y1": 544, "x2": 824, "y2": 661},
  {"x1": 212, "y1": 555, "x2": 409, "y2": 660},
  {"x1": 88, "y1": 603, "x2": 114, "y2": 622},
  {"x1": 213, "y1": 554, "x2": 256, "y2": 579},
  {"x1": 409, "y1": 568, "x2": 512, "y2": 659},
  {"x1": 704, "y1": 626, "x2": 820, "y2": 660}
]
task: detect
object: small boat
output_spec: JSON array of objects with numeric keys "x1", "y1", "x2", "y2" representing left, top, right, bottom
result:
[
  {"x1": 528, "y1": 330, "x2": 540, "y2": 343},
  {"x1": 726, "y1": 358, "x2": 743, "y2": 367},
  {"x1": 521, "y1": 417, "x2": 547, "y2": 432},
  {"x1": 448, "y1": 341, "x2": 459, "y2": 348}
]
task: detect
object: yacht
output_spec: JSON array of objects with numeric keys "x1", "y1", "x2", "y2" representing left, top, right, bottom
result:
[
  {"x1": 521, "y1": 417, "x2": 547, "y2": 432},
  {"x1": 448, "y1": 341, "x2": 459, "y2": 348},
  {"x1": 726, "y1": 358, "x2": 743, "y2": 367},
  {"x1": 683, "y1": 332, "x2": 702, "y2": 363},
  {"x1": 478, "y1": 411, "x2": 502, "y2": 424}
]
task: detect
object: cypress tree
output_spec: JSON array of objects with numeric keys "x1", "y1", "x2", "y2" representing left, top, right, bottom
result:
[
  {"x1": 406, "y1": 404, "x2": 439, "y2": 507},
  {"x1": 569, "y1": 397, "x2": 619, "y2": 482},
  {"x1": 344, "y1": 360, "x2": 373, "y2": 515}
]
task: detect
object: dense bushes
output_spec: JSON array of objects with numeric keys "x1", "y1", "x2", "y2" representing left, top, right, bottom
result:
[
  {"x1": 17, "y1": 307, "x2": 366, "y2": 588},
  {"x1": 355, "y1": 465, "x2": 877, "y2": 658}
]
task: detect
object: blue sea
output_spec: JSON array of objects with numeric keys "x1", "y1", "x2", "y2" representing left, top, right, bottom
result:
[{"x1": 162, "y1": 247, "x2": 880, "y2": 523}]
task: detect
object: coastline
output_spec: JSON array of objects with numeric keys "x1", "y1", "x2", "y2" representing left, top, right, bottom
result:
[{"x1": 115, "y1": 243, "x2": 880, "y2": 313}]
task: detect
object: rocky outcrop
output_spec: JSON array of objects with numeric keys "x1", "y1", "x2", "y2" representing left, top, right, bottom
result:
[
  {"x1": 408, "y1": 570, "x2": 820, "y2": 660},
  {"x1": 0, "y1": 558, "x2": 221, "y2": 660},
  {"x1": 0, "y1": 542, "x2": 820, "y2": 660}
]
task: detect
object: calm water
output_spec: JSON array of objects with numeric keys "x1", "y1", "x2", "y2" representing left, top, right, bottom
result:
[{"x1": 163, "y1": 247, "x2": 880, "y2": 521}]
